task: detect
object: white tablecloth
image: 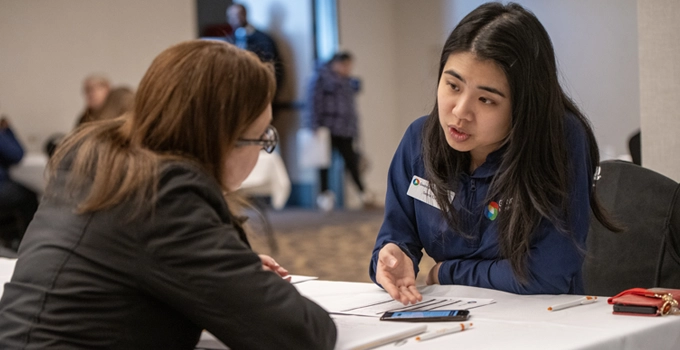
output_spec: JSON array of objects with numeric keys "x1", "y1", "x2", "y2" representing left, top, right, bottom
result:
[
  {"x1": 0, "y1": 258, "x2": 17, "y2": 297},
  {"x1": 1, "y1": 261, "x2": 678, "y2": 350},
  {"x1": 238, "y1": 151, "x2": 290, "y2": 210},
  {"x1": 9, "y1": 152, "x2": 48, "y2": 194},
  {"x1": 8, "y1": 151, "x2": 291, "y2": 209},
  {"x1": 295, "y1": 280, "x2": 680, "y2": 350}
]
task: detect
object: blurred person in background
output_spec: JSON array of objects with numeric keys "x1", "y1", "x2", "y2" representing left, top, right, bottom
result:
[
  {"x1": 45, "y1": 86, "x2": 133, "y2": 158},
  {"x1": 76, "y1": 74, "x2": 111, "y2": 126},
  {"x1": 226, "y1": 2, "x2": 283, "y2": 88},
  {"x1": 96, "y1": 86, "x2": 135, "y2": 122},
  {"x1": 307, "y1": 52, "x2": 375, "y2": 211},
  {"x1": 0, "y1": 116, "x2": 39, "y2": 250}
]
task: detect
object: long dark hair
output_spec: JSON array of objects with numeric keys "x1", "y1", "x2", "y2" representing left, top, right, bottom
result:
[{"x1": 422, "y1": 3, "x2": 619, "y2": 282}]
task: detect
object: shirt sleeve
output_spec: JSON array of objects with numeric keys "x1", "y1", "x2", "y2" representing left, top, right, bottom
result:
[
  {"x1": 437, "y1": 220, "x2": 587, "y2": 294},
  {"x1": 369, "y1": 120, "x2": 426, "y2": 285},
  {"x1": 0, "y1": 127, "x2": 25, "y2": 167},
  {"x1": 138, "y1": 166, "x2": 337, "y2": 350},
  {"x1": 437, "y1": 116, "x2": 592, "y2": 294}
]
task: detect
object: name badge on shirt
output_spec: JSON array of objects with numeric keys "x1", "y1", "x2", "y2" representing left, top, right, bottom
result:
[{"x1": 407, "y1": 176, "x2": 455, "y2": 210}]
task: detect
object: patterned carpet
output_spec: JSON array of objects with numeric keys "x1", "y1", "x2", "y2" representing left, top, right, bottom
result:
[{"x1": 243, "y1": 208, "x2": 435, "y2": 285}]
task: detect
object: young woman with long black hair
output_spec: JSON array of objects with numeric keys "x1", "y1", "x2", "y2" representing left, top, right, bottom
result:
[{"x1": 370, "y1": 2, "x2": 618, "y2": 303}]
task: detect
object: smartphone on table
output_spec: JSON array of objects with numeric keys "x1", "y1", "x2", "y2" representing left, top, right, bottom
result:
[
  {"x1": 380, "y1": 310, "x2": 470, "y2": 322},
  {"x1": 612, "y1": 304, "x2": 658, "y2": 315}
]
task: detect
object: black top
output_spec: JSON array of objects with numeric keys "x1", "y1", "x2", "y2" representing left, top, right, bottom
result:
[{"x1": 0, "y1": 162, "x2": 336, "y2": 349}]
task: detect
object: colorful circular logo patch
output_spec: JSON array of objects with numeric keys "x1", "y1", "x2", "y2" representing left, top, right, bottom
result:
[
  {"x1": 485, "y1": 201, "x2": 499, "y2": 221},
  {"x1": 412, "y1": 178, "x2": 420, "y2": 186}
]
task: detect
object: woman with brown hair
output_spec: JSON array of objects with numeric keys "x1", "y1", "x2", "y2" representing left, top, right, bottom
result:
[{"x1": 0, "y1": 40, "x2": 336, "y2": 349}]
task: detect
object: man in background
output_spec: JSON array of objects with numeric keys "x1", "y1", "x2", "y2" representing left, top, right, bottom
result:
[{"x1": 226, "y1": 3, "x2": 283, "y2": 88}]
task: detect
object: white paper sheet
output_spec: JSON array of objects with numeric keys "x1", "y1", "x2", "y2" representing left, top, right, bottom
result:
[
  {"x1": 0, "y1": 258, "x2": 17, "y2": 297},
  {"x1": 333, "y1": 315, "x2": 427, "y2": 350},
  {"x1": 321, "y1": 292, "x2": 495, "y2": 317},
  {"x1": 290, "y1": 275, "x2": 319, "y2": 284}
]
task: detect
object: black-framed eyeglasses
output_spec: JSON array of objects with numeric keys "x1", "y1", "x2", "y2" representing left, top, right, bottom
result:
[{"x1": 236, "y1": 125, "x2": 278, "y2": 153}]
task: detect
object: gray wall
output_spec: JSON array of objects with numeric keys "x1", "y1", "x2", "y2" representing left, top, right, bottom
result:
[
  {"x1": 337, "y1": 0, "x2": 641, "y2": 203},
  {"x1": 1, "y1": 0, "x2": 669, "y2": 200},
  {"x1": 443, "y1": 0, "x2": 640, "y2": 161},
  {"x1": 638, "y1": 0, "x2": 680, "y2": 181},
  {"x1": 0, "y1": 0, "x2": 196, "y2": 152}
]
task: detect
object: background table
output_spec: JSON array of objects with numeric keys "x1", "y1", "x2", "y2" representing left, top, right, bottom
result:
[
  {"x1": 8, "y1": 151, "x2": 291, "y2": 209},
  {"x1": 9, "y1": 152, "x2": 47, "y2": 194},
  {"x1": 239, "y1": 150, "x2": 290, "y2": 210}
]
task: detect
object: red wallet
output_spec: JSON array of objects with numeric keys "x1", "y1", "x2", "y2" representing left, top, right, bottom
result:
[{"x1": 607, "y1": 288, "x2": 680, "y2": 316}]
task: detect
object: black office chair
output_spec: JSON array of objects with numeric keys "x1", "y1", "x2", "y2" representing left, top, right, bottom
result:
[{"x1": 583, "y1": 160, "x2": 680, "y2": 296}]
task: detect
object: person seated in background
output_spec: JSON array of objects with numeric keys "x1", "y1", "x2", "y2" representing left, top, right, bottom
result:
[
  {"x1": 370, "y1": 2, "x2": 620, "y2": 303},
  {"x1": 45, "y1": 86, "x2": 134, "y2": 157},
  {"x1": 45, "y1": 74, "x2": 111, "y2": 158},
  {"x1": 0, "y1": 117, "x2": 39, "y2": 249},
  {"x1": 0, "y1": 40, "x2": 336, "y2": 349},
  {"x1": 95, "y1": 86, "x2": 134, "y2": 121},
  {"x1": 75, "y1": 74, "x2": 110, "y2": 126}
]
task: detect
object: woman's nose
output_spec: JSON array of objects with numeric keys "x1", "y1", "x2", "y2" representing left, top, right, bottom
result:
[{"x1": 452, "y1": 96, "x2": 474, "y2": 121}]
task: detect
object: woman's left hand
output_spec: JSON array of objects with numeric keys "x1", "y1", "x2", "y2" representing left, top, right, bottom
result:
[
  {"x1": 426, "y1": 262, "x2": 443, "y2": 285},
  {"x1": 259, "y1": 254, "x2": 292, "y2": 282}
]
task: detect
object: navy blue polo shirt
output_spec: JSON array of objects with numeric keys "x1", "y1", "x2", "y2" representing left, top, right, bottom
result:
[{"x1": 370, "y1": 114, "x2": 592, "y2": 294}]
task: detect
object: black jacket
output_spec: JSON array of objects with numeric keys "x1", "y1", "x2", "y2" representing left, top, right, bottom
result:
[{"x1": 0, "y1": 162, "x2": 336, "y2": 349}]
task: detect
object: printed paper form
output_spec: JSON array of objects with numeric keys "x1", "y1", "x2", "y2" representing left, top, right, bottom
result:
[
  {"x1": 333, "y1": 315, "x2": 427, "y2": 350},
  {"x1": 289, "y1": 275, "x2": 319, "y2": 284},
  {"x1": 315, "y1": 292, "x2": 495, "y2": 317},
  {"x1": 0, "y1": 258, "x2": 17, "y2": 297}
]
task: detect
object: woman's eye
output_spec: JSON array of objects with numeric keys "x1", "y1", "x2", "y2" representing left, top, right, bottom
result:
[
  {"x1": 479, "y1": 97, "x2": 494, "y2": 105},
  {"x1": 448, "y1": 83, "x2": 459, "y2": 91}
]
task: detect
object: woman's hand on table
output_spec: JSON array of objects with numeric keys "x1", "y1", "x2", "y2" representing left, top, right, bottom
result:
[
  {"x1": 376, "y1": 243, "x2": 422, "y2": 305},
  {"x1": 259, "y1": 254, "x2": 291, "y2": 282}
]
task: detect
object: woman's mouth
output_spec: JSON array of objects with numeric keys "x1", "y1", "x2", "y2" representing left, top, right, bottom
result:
[{"x1": 448, "y1": 126, "x2": 470, "y2": 142}]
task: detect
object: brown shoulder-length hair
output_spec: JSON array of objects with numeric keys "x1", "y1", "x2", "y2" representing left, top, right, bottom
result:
[{"x1": 49, "y1": 40, "x2": 276, "y2": 213}]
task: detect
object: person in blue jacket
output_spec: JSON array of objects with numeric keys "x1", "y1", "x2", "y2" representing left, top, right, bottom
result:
[
  {"x1": 0, "y1": 117, "x2": 39, "y2": 247},
  {"x1": 370, "y1": 2, "x2": 619, "y2": 303}
]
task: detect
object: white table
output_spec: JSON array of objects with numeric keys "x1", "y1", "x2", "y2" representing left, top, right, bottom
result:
[
  {"x1": 239, "y1": 150, "x2": 290, "y2": 210},
  {"x1": 8, "y1": 151, "x2": 291, "y2": 209},
  {"x1": 2, "y1": 258, "x2": 679, "y2": 350},
  {"x1": 295, "y1": 280, "x2": 680, "y2": 350},
  {"x1": 8, "y1": 152, "x2": 48, "y2": 194}
]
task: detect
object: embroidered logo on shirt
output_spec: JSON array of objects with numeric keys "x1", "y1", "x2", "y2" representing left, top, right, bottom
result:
[{"x1": 485, "y1": 201, "x2": 499, "y2": 221}]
